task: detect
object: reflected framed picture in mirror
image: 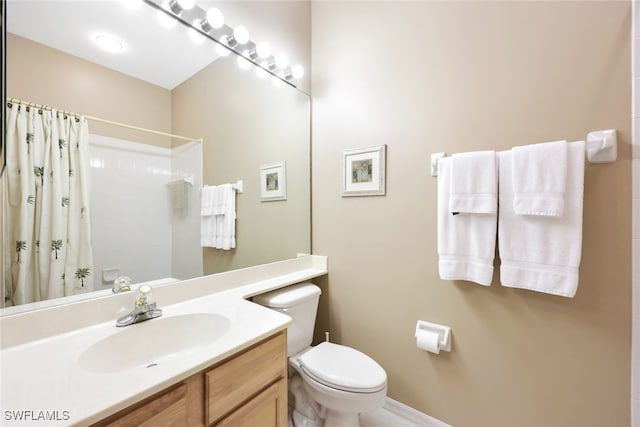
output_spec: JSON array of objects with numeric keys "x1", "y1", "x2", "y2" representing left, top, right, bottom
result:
[
  {"x1": 341, "y1": 145, "x2": 386, "y2": 197},
  {"x1": 260, "y1": 161, "x2": 287, "y2": 202}
]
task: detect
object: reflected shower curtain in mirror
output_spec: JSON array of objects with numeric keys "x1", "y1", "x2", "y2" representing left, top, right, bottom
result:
[{"x1": 3, "y1": 102, "x2": 93, "y2": 305}]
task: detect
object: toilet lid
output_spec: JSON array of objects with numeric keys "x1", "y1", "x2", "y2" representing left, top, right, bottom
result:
[{"x1": 298, "y1": 342, "x2": 387, "y2": 393}]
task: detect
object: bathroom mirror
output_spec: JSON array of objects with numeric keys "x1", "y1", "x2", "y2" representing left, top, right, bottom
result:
[{"x1": 1, "y1": 0, "x2": 310, "y2": 314}]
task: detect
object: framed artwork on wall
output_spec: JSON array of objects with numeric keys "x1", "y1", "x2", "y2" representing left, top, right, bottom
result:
[
  {"x1": 341, "y1": 145, "x2": 386, "y2": 197},
  {"x1": 260, "y1": 161, "x2": 287, "y2": 201}
]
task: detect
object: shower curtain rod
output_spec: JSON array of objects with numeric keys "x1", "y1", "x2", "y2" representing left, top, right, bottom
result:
[{"x1": 6, "y1": 98, "x2": 200, "y2": 142}]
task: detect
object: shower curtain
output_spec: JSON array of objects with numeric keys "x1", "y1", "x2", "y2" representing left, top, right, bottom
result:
[{"x1": 3, "y1": 102, "x2": 93, "y2": 305}]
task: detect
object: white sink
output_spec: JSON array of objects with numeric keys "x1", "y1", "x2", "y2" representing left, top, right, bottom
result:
[{"x1": 78, "y1": 313, "x2": 230, "y2": 374}]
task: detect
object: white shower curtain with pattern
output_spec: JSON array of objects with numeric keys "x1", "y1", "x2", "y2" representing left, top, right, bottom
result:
[{"x1": 3, "y1": 102, "x2": 93, "y2": 305}]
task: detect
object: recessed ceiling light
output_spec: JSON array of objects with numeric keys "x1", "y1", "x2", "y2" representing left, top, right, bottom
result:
[{"x1": 94, "y1": 34, "x2": 124, "y2": 53}]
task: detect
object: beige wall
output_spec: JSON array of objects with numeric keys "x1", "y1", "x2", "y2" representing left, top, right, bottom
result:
[
  {"x1": 172, "y1": 55, "x2": 311, "y2": 275},
  {"x1": 6, "y1": 34, "x2": 172, "y2": 147},
  {"x1": 311, "y1": 2, "x2": 631, "y2": 427}
]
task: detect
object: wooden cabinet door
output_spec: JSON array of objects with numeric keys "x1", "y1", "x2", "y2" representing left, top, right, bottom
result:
[
  {"x1": 206, "y1": 332, "x2": 287, "y2": 425},
  {"x1": 214, "y1": 379, "x2": 287, "y2": 427},
  {"x1": 98, "y1": 384, "x2": 187, "y2": 427},
  {"x1": 94, "y1": 374, "x2": 204, "y2": 427}
]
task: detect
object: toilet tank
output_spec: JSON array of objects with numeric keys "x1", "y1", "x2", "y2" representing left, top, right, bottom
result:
[{"x1": 253, "y1": 282, "x2": 321, "y2": 356}]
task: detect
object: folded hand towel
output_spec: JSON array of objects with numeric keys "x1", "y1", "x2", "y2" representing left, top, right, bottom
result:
[
  {"x1": 437, "y1": 157, "x2": 497, "y2": 286},
  {"x1": 200, "y1": 186, "x2": 215, "y2": 217},
  {"x1": 449, "y1": 150, "x2": 497, "y2": 214},
  {"x1": 212, "y1": 184, "x2": 231, "y2": 216},
  {"x1": 168, "y1": 180, "x2": 187, "y2": 210},
  {"x1": 201, "y1": 184, "x2": 236, "y2": 250},
  {"x1": 214, "y1": 184, "x2": 236, "y2": 250},
  {"x1": 498, "y1": 141, "x2": 584, "y2": 297},
  {"x1": 512, "y1": 140, "x2": 567, "y2": 217}
]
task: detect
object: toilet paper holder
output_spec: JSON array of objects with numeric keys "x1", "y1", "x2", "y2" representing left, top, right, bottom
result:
[{"x1": 415, "y1": 320, "x2": 451, "y2": 352}]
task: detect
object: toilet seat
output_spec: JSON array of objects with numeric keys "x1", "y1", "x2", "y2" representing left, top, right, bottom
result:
[{"x1": 298, "y1": 342, "x2": 387, "y2": 393}]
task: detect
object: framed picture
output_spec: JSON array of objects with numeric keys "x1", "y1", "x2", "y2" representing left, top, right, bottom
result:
[
  {"x1": 260, "y1": 161, "x2": 287, "y2": 201},
  {"x1": 341, "y1": 145, "x2": 386, "y2": 197}
]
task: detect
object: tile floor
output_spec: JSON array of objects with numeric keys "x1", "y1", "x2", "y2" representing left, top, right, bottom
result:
[
  {"x1": 288, "y1": 408, "x2": 423, "y2": 427},
  {"x1": 360, "y1": 408, "x2": 424, "y2": 427}
]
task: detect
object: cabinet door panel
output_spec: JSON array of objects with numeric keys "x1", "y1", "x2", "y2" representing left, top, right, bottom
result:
[
  {"x1": 206, "y1": 332, "x2": 286, "y2": 425},
  {"x1": 214, "y1": 379, "x2": 287, "y2": 427},
  {"x1": 98, "y1": 384, "x2": 187, "y2": 427}
]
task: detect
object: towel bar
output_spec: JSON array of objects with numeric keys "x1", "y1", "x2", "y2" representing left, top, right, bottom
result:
[
  {"x1": 199, "y1": 180, "x2": 243, "y2": 193},
  {"x1": 430, "y1": 129, "x2": 617, "y2": 177}
]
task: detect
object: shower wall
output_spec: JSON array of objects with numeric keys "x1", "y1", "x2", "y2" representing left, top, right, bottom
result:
[
  {"x1": 170, "y1": 141, "x2": 204, "y2": 280},
  {"x1": 89, "y1": 135, "x2": 202, "y2": 291}
]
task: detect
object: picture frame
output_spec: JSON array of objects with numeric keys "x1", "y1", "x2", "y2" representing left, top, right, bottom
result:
[
  {"x1": 260, "y1": 161, "x2": 287, "y2": 201},
  {"x1": 341, "y1": 145, "x2": 386, "y2": 197}
]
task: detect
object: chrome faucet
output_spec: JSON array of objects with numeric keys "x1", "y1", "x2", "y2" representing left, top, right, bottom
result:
[{"x1": 116, "y1": 285, "x2": 163, "y2": 327}]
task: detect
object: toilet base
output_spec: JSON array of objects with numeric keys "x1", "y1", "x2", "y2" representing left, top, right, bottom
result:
[{"x1": 292, "y1": 409, "x2": 323, "y2": 427}]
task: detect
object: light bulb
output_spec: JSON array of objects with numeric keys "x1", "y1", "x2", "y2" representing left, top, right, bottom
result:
[
  {"x1": 189, "y1": 20, "x2": 205, "y2": 43},
  {"x1": 205, "y1": 8, "x2": 224, "y2": 29},
  {"x1": 237, "y1": 55, "x2": 251, "y2": 70},
  {"x1": 256, "y1": 42, "x2": 271, "y2": 59},
  {"x1": 291, "y1": 65, "x2": 304, "y2": 80},
  {"x1": 274, "y1": 54, "x2": 288, "y2": 69},
  {"x1": 216, "y1": 36, "x2": 231, "y2": 56},
  {"x1": 176, "y1": 0, "x2": 194, "y2": 10},
  {"x1": 233, "y1": 26, "x2": 250, "y2": 45}
]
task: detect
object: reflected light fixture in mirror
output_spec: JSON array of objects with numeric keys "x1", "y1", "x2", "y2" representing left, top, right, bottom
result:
[
  {"x1": 256, "y1": 42, "x2": 271, "y2": 60},
  {"x1": 229, "y1": 25, "x2": 250, "y2": 46},
  {"x1": 145, "y1": 0, "x2": 304, "y2": 87},
  {"x1": 201, "y1": 7, "x2": 224, "y2": 32},
  {"x1": 168, "y1": 0, "x2": 195, "y2": 15},
  {"x1": 94, "y1": 34, "x2": 124, "y2": 53}
]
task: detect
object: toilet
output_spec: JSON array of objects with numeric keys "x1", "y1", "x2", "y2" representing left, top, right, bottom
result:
[{"x1": 253, "y1": 282, "x2": 387, "y2": 427}]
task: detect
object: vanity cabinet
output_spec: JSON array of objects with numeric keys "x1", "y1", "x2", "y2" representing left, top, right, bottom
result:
[{"x1": 93, "y1": 331, "x2": 287, "y2": 427}]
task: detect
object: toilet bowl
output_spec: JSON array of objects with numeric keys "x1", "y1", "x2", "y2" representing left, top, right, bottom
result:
[{"x1": 253, "y1": 283, "x2": 387, "y2": 427}]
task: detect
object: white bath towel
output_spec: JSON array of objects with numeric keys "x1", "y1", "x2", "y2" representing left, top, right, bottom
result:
[
  {"x1": 437, "y1": 157, "x2": 497, "y2": 286},
  {"x1": 201, "y1": 185, "x2": 215, "y2": 217},
  {"x1": 512, "y1": 140, "x2": 567, "y2": 217},
  {"x1": 214, "y1": 184, "x2": 236, "y2": 250},
  {"x1": 211, "y1": 184, "x2": 228, "y2": 216},
  {"x1": 449, "y1": 150, "x2": 497, "y2": 214},
  {"x1": 498, "y1": 141, "x2": 585, "y2": 297},
  {"x1": 200, "y1": 184, "x2": 236, "y2": 250}
]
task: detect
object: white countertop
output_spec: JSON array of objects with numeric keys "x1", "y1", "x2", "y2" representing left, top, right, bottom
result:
[{"x1": 0, "y1": 255, "x2": 327, "y2": 426}]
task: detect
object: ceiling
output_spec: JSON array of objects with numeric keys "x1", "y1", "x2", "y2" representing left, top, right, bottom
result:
[{"x1": 6, "y1": 0, "x2": 221, "y2": 90}]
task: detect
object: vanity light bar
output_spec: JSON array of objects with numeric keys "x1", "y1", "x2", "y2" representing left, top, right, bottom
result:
[{"x1": 144, "y1": 0, "x2": 302, "y2": 88}]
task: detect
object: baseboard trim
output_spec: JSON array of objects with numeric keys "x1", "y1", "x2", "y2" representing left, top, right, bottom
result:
[{"x1": 383, "y1": 397, "x2": 452, "y2": 427}]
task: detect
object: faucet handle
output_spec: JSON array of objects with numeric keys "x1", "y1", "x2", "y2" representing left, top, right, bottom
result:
[
  {"x1": 135, "y1": 285, "x2": 154, "y2": 306},
  {"x1": 112, "y1": 276, "x2": 132, "y2": 293}
]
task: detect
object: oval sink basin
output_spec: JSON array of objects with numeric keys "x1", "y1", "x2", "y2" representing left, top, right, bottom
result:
[{"x1": 78, "y1": 313, "x2": 231, "y2": 374}]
